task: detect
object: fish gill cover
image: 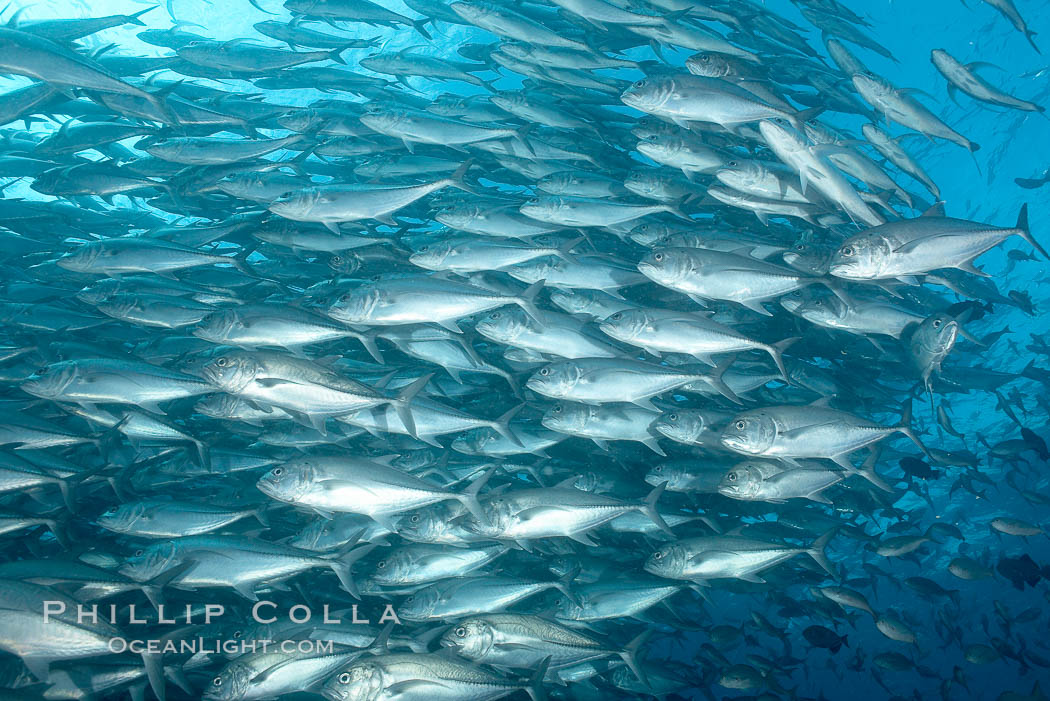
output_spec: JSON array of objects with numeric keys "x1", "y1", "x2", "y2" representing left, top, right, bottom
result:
[{"x1": 0, "y1": 0, "x2": 1047, "y2": 699}]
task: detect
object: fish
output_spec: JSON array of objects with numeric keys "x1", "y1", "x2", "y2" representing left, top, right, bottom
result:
[
  {"x1": 931, "y1": 49, "x2": 1045, "y2": 113},
  {"x1": 0, "y1": 2, "x2": 1045, "y2": 700}
]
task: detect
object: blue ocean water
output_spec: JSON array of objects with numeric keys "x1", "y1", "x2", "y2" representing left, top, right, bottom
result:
[{"x1": 1, "y1": 0, "x2": 1049, "y2": 699}]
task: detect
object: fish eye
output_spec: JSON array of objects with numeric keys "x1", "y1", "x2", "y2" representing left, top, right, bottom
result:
[
  {"x1": 552, "y1": 404, "x2": 562, "y2": 413},
  {"x1": 134, "y1": 549, "x2": 143, "y2": 557},
  {"x1": 668, "y1": 413, "x2": 677, "y2": 421},
  {"x1": 653, "y1": 253, "x2": 663, "y2": 261},
  {"x1": 795, "y1": 244, "x2": 805, "y2": 251},
  {"x1": 728, "y1": 473, "x2": 737, "y2": 481},
  {"x1": 273, "y1": 467, "x2": 283, "y2": 477},
  {"x1": 419, "y1": 246, "x2": 428, "y2": 252},
  {"x1": 610, "y1": 312, "x2": 621, "y2": 320},
  {"x1": 213, "y1": 677, "x2": 222, "y2": 687},
  {"x1": 653, "y1": 551, "x2": 664, "y2": 559},
  {"x1": 332, "y1": 256, "x2": 342, "y2": 264},
  {"x1": 728, "y1": 160, "x2": 737, "y2": 167},
  {"x1": 216, "y1": 358, "x2": 228, "y2": 367},
  {"x1": 633, "y1": 80, "x2": 647, "y2": 88},
  {"x1": 735, "y1": 420, "x2": 745, "y2": 430},
  {"x1": 339, "y1": 673, "x2": 351, "y2": 684},
  {"x1": 700, "y1": 54, "x2": 710, "y2": 62},
  {"x1": 491, "y1": 312, "x2": 501, "y2": 319},
  {"x1": 654, "y1": 466, "x2": 662, "y2": 472},
  {"x1": 35, "y1": 366, "x2": 48, "y2": 374},
  {"x1": 840, "y1": 246, "x2": 854, "y2": 256},
  {"x1": 377, "y1": 560, "x2": 386, "y2": 569},
  {"x1": 410, "y1": 514, "x2": 420, "y2": 523},
  {"x1": 933, "y1": 319, "x2": 942, "y2": 328},
  {"x1": 540, "y1": 368, "x2": 550, "y2": 376},
  {"x1": 455, "y1": 626, "x2": 467, "y2": 637}
]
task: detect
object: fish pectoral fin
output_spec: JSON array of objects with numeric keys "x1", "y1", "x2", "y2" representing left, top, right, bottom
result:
[
  {"x1": 516, "y1": 505, "x2": 572, "y2": 523},
  {"x1": 249, "y1": 656, "x2": 304, "y2": 686},
  {"x1": 738, "y1": 572, "x2": 766, "y2": 584},
  {"x1": 777, "y1": 422, "x2": 849, "y2": 441},
  {"x1": 386, "y1": 680, "x2": 439, "y2": 695},
  {"x1": 686, "y1": 549, "x2": 733, "y2": 566}
]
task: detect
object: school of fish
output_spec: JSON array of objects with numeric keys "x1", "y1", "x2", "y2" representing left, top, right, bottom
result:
[{"x1": 0, "y1": 0, "x2": 1048, "y2": 699}]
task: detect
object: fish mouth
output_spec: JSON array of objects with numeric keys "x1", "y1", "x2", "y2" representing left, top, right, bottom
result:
[
  {"x1": 636, "y1": 260, "x2": 658, "y2": 277},
  {"x1": 321, "y1": 687, "x2": 344, "y2": 701},
  {"x1": 719, "y1": 434, "x2": 749, "y2": 452},
  {"x1": 19, "y1": 379, "x2": 54, "y2": 398},
  {"x1": 255, "y1": 477, "x2": 279, "y2": 498},
  {"x1": 826, "y1": 262, "x2": 857, "y2": 278}
]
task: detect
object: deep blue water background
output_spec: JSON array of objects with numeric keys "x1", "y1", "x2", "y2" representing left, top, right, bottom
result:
[{"x1": 5, "y1": 0, "x2": 1050, "y2": 697}]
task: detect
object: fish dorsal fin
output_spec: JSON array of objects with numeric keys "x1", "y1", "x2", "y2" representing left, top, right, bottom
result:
[
  {"x1": 553, "y1": 476, "x2": 580, "y2": 489},
  {"x1": 921, "y1": 202, "x2": 946, "y2": 217}
]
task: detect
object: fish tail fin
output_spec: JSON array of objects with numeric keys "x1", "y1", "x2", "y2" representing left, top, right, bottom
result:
[
  {"x1": 501, "y1": 369, "x2": 523, "y2": 399},
  {"x1": 1026, "y1": 30, "x2": 1040, "y2": 55},
  {"x1": 515, "y1": 279, "x2": 547, "y2": 327},
  {"x1": 368, "y1": 622, "x2": 395, "y2": 655},
  {"x1": 446, "y1": 158, "x2": 479, "y2": 195},
  {"x1": 525, "y1": 657, "x2": 550, "y2": 701},
  {"x1": 191, "y1": 438, "x2": 210, "y2": 473},
  {"x1": 555, "y1": 235, "x2": 585, "y2": 265},
  {"x1": 412, "y1": 19, "x2": 433, "y2": 40},
  {"x1": 1015, "y1": 203, "x2": 1050, "y2": 259},
  {"x1": 896, "y1": 399, "x2": 932, "y2": 459},
  {"x1": 128, "y1": 6, "x2": 158, "y2": 24},
  {"x1": 640, "y1": 481, "x2": 673, "y2": 535},
  {"x1": 330, "y1": 542, "x2": 376, "y2": 599},
  {"x1": 390, "y1": 372, "x2": 432, "y2": 439},
  {"x1": 767, "y1": 337, "x2": 800, "y2": 381},
  {"x1": 146, "y1": 79, "x2": 183, "y2": 127},
  {"x1": 619, "y1": 629, "x2": 652, "y2": 686},
  {"x1": 328, "y1": 47, "x2": 349, "y2": 65},
  {"x1": 552, "y1": 574, "x2": 581, "y2": 606},
  {"x1": 456, "y1": 465, "x2": 495, "y2": 526},
  {"x1": 248, "y1": 0, "x2": 279, "y2": 14},
  {"x1": 808, "y1": 528, "x2": 838, "y2": 578},
  {"x1": 511, "y1": 122, "x2": 536, "y2": 156},
  {"x1": 43, "y1": 517, "x2": 70, "y2": 550},
  {"x1": 252, "y1": 504, "x2": 271, "y2": 528},
  {"x1": 704, "y1": 355, "x2": 743, "y2": 405},
  {"x1": 662, "y1": 203, "x2": 693, "y2": 221},
  {"x1": 355, "y1": 329, "x2": 384, "y2": 364},
  {"x1": 141, "y1": 560, "x2": 195, "y2": 609},
  {"x1": 228, "y1": 243, "x2": 263, "y2": 280},
  {"x1": 56, "y1": 462, "x2": 110, "y2": 513},
  {"x1": 141, "y1": 648, "x2": 166, "y2": 701},
  {"x1": 846, "y1": 446, "x2": 894, "y2": 493},
  {"x1": 492, "y1": 404, "x2": 525, "y2": 447},
  {"x1": 789, "y1": 105, "x2": 825, "y2": 131}
]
